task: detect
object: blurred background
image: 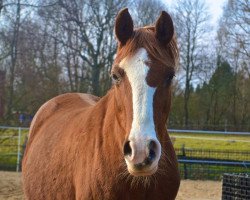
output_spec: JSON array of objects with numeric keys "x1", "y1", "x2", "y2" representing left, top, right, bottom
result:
[{"x1": 0, "y1": 0, "x2": 249, "y2": 131}]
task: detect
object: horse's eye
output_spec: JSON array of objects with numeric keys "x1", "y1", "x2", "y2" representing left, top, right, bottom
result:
[
  {"x1": 164, "y1": 74, "x2": 175, "y2": 86},
  {"x1": 111, "y1": 73, "x2": 121, "y2": 84},
  {"x1": 111, "y1": 67, "x2": 124, "y2": 84},
  {"x1": 112, "y1": 74, "x2": 118, "y2": 80},
  {"x1": 167, "y1": 75, "x2": 174, "y2": 81}
]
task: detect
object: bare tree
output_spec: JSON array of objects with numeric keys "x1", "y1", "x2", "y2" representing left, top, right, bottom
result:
[
  {"x1": 0, "y1": 0, "x2": 3, "y2": 14},
  {"x1": 172, "y1": 0, "x2": 211, "y2": 128},
  {"x1": 218, "y1": 0, "x2": 250, "y2": 74},
  {"x1": 38, "y1": 0, "x2": 129, "y2": 96},
  {"x1": 131, "y1": 0, "x2": 167, "y2": 26},
  {"x1": 217, "y1": 0, "x2": 250, "y2": 129},
  {"x1": 6, "y1": 0, "x2": 21, "y2": 118},
  {"x1": 0, "y1": 70, "x2": 5, "y2": 118}
]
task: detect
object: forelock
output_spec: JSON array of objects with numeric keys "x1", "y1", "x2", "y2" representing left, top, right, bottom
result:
[{"x1": 114, "y1": 27, "x2": 179, "y2": 70}]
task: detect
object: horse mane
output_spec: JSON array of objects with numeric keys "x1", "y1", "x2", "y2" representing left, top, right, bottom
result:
[{"x1": 115, "y1": 27, "x2": 179, "y2": 70}]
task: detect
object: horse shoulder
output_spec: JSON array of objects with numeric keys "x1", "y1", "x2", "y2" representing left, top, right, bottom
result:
[{"x1": 28, "y1": 93, "x2": 99, "y2": 142}]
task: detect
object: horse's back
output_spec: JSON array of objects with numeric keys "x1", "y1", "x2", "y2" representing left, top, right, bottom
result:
[{"x1": 22, "y1": 93, "x2": 99, "y2": 199}]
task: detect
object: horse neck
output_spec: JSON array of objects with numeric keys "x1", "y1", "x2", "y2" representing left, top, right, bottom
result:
[{"x1": 87, "y1": 88, "x2": 128, "y2": 147}]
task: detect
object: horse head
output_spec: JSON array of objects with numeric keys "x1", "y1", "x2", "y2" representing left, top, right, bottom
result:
[{"x1": 111, "y1": 8, "x2": 178, "y2": 177}]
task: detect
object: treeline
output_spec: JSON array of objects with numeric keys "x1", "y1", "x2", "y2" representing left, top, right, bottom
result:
[
  {"x1": 169, "y1": 0, "x2": 250, "y2": 131},
  {"x1": 171, "y1": 58, "x2": 250, "y2": 131},
  {"x1": 0, "y1": 0, "x2": 249, "y2": 131}
]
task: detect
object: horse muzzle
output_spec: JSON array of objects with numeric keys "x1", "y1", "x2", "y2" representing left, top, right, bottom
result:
[{"x1": 123, "y1": 138, "x2": 161, "y2": 176}]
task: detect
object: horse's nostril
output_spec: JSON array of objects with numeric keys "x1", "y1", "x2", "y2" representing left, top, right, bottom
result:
[
  {"x1": 147, "y1": 140, "x2": 157, "y2": 162},
  {"x1": 148, "y1": 140, "x2": 157, "y2": 150},
  {"x1": 148, "y1": 149, "x2": 156, "y2": 162},
  {"x1": 123, "y1": 141, "x2": 132, "y2": 157}
]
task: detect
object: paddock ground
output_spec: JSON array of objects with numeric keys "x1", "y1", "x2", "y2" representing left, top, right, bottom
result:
[{"x1": 0, "y1": 171, "x2": 221, "y2": 200}]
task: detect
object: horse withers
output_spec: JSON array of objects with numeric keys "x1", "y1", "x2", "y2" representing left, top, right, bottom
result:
[{"x1": 22, "y1": 8, "x2": 180, "y2": 200}]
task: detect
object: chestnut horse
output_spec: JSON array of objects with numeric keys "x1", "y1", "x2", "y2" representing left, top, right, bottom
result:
[{"x1": 22, "y1": 8, "x2": 180, "y2": 200}]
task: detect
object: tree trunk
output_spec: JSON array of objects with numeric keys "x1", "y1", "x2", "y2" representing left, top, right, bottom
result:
[
  {"x1": 184, "y1": 79, "x2": 190, "y2": 128},
  {"x1": 0, "y1": 0, "x2": 3, "y2": 14},
  {"x1": 66, "y1": 55, "x2": 74, "y2": 91},
  {"x1": 184, "y1": 27, "x2": 191, "y2": 129},
  {"x1": 0, "y1": 70, "x2": 6, "y2": 118},
  {"x1": 92, "y1": 66, "x2": 100, "y2": 96},
  {"x1": 6, "y1": 0, "x2": 21, "y2": 119}
]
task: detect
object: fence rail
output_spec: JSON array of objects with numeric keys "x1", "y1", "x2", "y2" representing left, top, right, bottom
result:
[
  {"x1": 1, "y1": 126, "x2": 250, "y2": 134},
  {"x1": 168, "y1": 129, "x2": 250, "y2": 135},
  {"x1": 0, "y1": 126, "x2": 29, "y2": 130},
  {"x1": 175, "y1": 148, "x2": 250, "y2": 161},
  {"x1": 179, "y1": 159, "x2": 250, "y2": 166}
]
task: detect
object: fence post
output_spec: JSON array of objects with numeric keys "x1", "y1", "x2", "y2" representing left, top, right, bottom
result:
[
  {"x1": 182, "y1": 144, "x2": 188, "y2": 179},
  {"x1": 224, "y1": 119, "x2": 228, "y2": 132},
  {"x1": 16, "y1": 127, "x2": 21, "y2": 172}
]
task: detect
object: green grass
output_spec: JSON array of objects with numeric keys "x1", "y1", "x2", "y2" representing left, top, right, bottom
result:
[
  {"x1": 0, "y1": 129, "x2": 29, "y2": 170},
  {"x1": 178, "y1": 163, "x2": 250, "y2": 180},
  {"x1": 169, "y1": 132, "x2": 250, "y2": 151}
]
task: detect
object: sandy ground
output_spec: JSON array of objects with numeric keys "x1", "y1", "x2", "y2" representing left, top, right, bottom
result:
[
  {"x1": 176, "y1": 180, "x2": 222, "y2": 200},
  {"x1": 0, "y1": 172, "x2": 23, "y2": 200},
  {"x1": 0, "y1": 171, "x2": 221, "y2": 200}
]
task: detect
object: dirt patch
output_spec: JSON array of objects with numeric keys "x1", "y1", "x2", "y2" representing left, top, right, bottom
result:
[
  {"x1": 176, "y1": 180, "x2": 222, "y2": 200},
  {"x1": 0, "y1": 171, "x2": 221, "y2": 199},
  {"x1": 0, "y1": 171, "x2": 23, "y2": 200}
]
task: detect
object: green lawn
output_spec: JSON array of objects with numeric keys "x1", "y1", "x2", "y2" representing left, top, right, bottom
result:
[
  {"x1": 0, "y1": 129, "x2": 28, "y2": 170},
  {"x1": 169, "y1": 132, "x2": 250, "y2": 151}
]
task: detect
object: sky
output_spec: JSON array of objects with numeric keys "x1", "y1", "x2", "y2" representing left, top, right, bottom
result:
[{"x1": 164, "y1": 0, "x2": 227, "y2": 27}]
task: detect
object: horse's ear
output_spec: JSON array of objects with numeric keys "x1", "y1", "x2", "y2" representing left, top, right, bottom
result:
[
  {"x1": 115, "y1": 8, "x2": 134, "y2": 45},
  {"x1": 155, "y1": 11, "x2": 174, "y2": 44}
]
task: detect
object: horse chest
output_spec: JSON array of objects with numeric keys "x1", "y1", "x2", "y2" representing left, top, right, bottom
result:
[{"x1": 75, "y1": 167, "x2": 174, "y2": 200}]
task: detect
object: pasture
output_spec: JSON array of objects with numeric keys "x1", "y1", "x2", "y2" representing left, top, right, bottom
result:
[
  {"x1": 169, "y1": 132, "x2": 250, "y2": 151},
  {"x1": 0, "y1": 171, "x2": 222, "y2": 200}
]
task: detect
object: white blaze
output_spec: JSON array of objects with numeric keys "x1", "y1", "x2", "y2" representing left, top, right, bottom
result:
[{"x1": 120, "y1": 48, "x2": 159, "y2": 163}]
